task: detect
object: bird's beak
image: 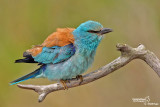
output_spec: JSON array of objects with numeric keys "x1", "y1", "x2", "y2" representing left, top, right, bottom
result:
[{"x1": 99, "y1": 28, "x2": 112, "y2": 35}]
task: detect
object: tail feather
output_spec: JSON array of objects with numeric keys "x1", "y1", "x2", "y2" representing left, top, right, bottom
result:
[{"x1": 10, "y1": 67, "x2": 42, "y2": 85}]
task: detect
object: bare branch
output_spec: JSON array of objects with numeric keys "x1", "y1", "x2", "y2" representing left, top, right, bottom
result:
[{"x1": 17, "y1": 43, "x2": 160, "y2": 102}]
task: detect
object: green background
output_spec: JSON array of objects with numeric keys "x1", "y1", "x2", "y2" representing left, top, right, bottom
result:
[{"x1": 0, "y1": 0, "x2": 160, "y2": 107}]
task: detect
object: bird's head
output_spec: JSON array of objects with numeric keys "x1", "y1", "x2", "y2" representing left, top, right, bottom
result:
[
  {"x1": 73, "y1": 20, "x2": 112, "y2": 40},
  {"x1": 72, "y1": 20, "x2": 112, "y2": 52},
  {"x1": 72, "y1": 20, "x2": 112, "y2": 54}
]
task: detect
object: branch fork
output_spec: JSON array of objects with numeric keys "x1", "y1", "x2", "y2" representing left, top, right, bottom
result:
[{"x1": 17, "y1": 43, "x2": 160, "y2": 102}]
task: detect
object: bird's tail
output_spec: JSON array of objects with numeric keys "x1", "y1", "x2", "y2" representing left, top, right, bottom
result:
[{"x1": 10, "y1": 65, "x2": 45, "y2": 85}]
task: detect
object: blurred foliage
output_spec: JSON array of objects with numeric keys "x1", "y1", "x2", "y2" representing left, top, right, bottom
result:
[{"x1": 0, "y1": 0, "x2": 160, "y2": 107}]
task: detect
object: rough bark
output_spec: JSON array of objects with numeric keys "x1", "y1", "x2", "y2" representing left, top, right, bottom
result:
[{"x1": 17, "y1": 44, "x2": 160, "y2": 102}]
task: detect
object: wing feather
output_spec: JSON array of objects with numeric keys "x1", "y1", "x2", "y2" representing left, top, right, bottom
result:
[
  {"x1": 33, "y1": 44, "x2": 75, "y2": 64},
  {"x1": 16, "y1": 28, "x2": 76, "y2": 64},
  {"x1": 26, "y1": 28, "x2": 75, "y2": 57}
]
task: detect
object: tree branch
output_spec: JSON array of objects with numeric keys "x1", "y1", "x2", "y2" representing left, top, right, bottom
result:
[{"x1": 17, "y1": 43, "x2": 160, "y2": 102}]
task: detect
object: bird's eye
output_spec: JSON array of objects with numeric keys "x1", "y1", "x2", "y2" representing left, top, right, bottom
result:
[{"x1": 87, "y1": 30, "x2": 101, "y2": 33}]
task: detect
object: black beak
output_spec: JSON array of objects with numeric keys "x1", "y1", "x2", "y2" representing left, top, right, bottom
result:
[{"x1": 99, "y1": 28, "x2": 112, "y2": 35}]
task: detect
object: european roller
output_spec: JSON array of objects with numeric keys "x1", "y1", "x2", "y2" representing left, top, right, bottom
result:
[{"x1": 10, "y1": 20, "x2": 112, "y2": 89}]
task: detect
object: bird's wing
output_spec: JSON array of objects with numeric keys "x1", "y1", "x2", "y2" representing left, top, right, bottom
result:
[
  {"x1": 20, "y1": 28, "x2": 76, "y2": 64},
  {"x1": 33, "y1": 43, "x2": 76, "y2": 64},
  {"x1": 27, "y1": 28, "x2": 75, "y2": 57}
]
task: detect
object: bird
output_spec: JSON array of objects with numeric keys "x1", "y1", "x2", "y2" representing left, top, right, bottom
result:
[{"x1": 10, "y1": 20, "x2": 112, "y2": 89}]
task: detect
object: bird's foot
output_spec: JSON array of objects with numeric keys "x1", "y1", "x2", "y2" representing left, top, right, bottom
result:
[
  {"x1": 60, "y1": 80, "x2": 68, "y2": 90},
  {"x1": 76, "y1": 75, "x2": 83, "y2": 84}
]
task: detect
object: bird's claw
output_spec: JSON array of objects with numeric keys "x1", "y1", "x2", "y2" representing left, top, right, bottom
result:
[
  {"x1": 76, "y1": 75, "x2": 83, "y2": 84},
  {"x1": 60, "y1": 80, "x2": 68, "y2": 90}
]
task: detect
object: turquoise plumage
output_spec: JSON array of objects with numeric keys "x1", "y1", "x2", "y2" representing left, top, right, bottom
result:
[
  {"x1": 33, "y1": 44, "x2": 75, "y2": 64},
  {"x1": 10, "y1": 20, "x2": 112, "y2": 85}
]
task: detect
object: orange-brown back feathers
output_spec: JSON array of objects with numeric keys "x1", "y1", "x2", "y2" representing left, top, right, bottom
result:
[
  {"x1": 26, "y1": 28, "x2": 75, "y2": 56},
  {"x1": 42, "y1": 28, "x2": 75, "y2": 47}
]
